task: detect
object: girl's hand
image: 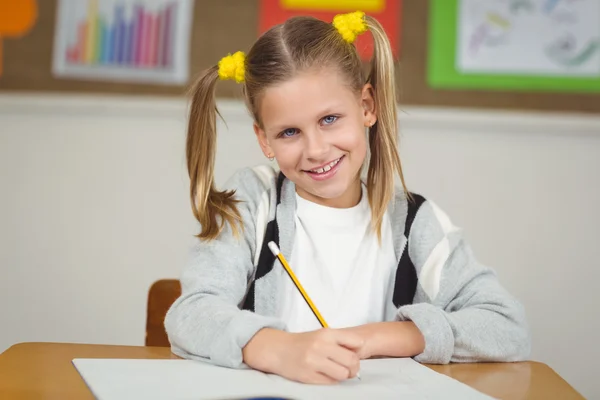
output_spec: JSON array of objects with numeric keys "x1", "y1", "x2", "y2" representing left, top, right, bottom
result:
[
  {"x1": 342, "y1": 321, "x2": 426, "y2": 359},
  {"x1": 243, "y1": 328, "x2": 363, "y2": 384},
  {"x1": 339, "y1": 325, "x2": 374, "y2": 359}
]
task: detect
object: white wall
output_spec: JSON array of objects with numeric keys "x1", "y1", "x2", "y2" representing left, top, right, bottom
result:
[{"x1": 1, "y1": 93, "x2": 598, "y2": 398}]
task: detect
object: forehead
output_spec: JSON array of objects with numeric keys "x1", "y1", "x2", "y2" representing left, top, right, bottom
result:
[{"x1": 258, "y1": 69, "x2": 359, "y2": 129}]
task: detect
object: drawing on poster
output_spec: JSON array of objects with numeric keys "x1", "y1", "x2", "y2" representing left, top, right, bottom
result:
[
  {"x1": 457, "y1": 0, "x2": 600, "y2": 76},
  {"x1": 52, "y1": 0, "x2": 194, "y2": 84}
]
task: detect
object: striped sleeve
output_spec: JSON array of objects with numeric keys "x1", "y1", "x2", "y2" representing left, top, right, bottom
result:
[{"x1": 395, "y1": 199, "x2": 531, "y2": 364}]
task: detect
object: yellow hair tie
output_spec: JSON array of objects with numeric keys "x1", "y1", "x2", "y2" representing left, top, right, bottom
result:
[
  {"x1": 218, "y1": 51, "x2": 246, "y2": 83},
  {"x1": 332, "y1": 11, "x2": 367, "y2": 43}
]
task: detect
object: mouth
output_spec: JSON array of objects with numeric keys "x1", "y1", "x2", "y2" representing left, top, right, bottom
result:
[{"x1": 303, "y1": 156, "x2": 344, "y2": 181}]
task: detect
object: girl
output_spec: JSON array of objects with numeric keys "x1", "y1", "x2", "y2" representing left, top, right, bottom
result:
[{"x1": 165, "y1": 11, "x2": 530, "y2": 385}]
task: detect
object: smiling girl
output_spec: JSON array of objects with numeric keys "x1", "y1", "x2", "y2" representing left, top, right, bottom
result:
[{"x1": 165, "y1": 11, "x2": 530, "y2": 385}]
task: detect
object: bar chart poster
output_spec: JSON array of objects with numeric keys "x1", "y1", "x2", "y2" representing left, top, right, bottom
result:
[{"x1": 52, "y1": 0, "x2": 194, "y2": 85}]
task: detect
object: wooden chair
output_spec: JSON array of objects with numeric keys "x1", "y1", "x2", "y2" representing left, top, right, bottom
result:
[{"x1": 145, "y1": 279, "x2": 181, "y2": 347}]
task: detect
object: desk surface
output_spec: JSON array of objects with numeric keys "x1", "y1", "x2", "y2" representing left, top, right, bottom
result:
[{"x1": 0, "y1": 342, "x2": 583, "y2": 400}]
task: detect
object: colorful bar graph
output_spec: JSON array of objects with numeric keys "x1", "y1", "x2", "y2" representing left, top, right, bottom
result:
[
  {"x1": 78, "y1": 22, "x2": 86, "y2": 63},
  {"x1": 163, "y1": 3, "x2": 172, "y2": 67},
  {"x1": 64, "y1": 0, "x2": 177, "y2": 69}
]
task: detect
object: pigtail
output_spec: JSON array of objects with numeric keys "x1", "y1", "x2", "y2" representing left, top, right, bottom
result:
[
  {"x1": 186, "y1": 66, "x2": 241, "y2": 241},
  {"x1": 364, "y1": 15, "x2": 409, "y2": 240}
]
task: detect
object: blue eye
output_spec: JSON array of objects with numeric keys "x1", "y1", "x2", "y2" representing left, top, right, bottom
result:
[
  {"x1": 322, "y1": 115, "x2": 338, "y2": 125},
  {"x1": 281, "y1": 128, "x2": 298, "y2": 138}
]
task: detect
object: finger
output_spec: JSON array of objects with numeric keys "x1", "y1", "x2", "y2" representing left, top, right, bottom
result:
[
  {"x1": 333, "y1": 331, "x2": 364, "y2": 350},
  {"x1": 316, "y1": 357, "x2": 352, "y2": 382},
  {"x1": 324, "y1": 344, "x2": 360, "y2": 375}
]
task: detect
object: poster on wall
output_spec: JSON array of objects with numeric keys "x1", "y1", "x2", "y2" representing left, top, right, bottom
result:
[
  {"x1": 428, "y1": 0, "x2": 600, "y2": 93},
  {"x1": 458, "y1": 0, "x2": 600, "y2": 76},
  {"x1": 52, "y1": 0, "x2": 194, "y2": 85},
  {"x1": 259, "y1": 0, "x2": 401, "y2": 61}
]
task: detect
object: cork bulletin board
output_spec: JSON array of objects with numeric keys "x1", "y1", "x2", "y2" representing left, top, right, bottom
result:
[{"x1": 0, "y1": 0, "x2": 598, "y2": 113}]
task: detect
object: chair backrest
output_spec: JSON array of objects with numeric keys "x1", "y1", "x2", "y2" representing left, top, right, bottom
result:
[{"x1": 145, "y1": 279, "x2": 181, "y2": 346}]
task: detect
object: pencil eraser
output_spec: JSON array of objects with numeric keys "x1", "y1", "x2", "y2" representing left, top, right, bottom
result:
[{"x1": 268, "y1": 241, "x2": 280, "y2": 256}]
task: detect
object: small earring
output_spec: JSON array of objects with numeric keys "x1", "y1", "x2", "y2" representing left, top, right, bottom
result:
[{"x1": 267, "y1": 154, "x2": 274, "y2": 161}]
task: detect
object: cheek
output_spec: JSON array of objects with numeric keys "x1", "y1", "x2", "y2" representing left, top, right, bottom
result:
[
  {"x1": 338, "y1": 126, "x2": 367, "y2": 155},
  {"x1": 272, "y1": 143, "x2": 302, "y2": 170}
]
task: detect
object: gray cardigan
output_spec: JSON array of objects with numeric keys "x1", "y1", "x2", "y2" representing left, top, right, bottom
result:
[{"x1": 165, "y1": 165, "x2": 531, "y2": 368}]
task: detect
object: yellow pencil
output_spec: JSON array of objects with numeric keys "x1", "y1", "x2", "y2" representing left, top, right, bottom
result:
[
  {"x1": 268, "y1": 241, "x2": 328, "y2": 328},
  {"x1": 268, "y1": 241, "x2": 361, "y2": 380}
]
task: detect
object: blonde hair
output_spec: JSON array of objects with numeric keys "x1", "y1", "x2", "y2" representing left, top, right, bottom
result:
[{"x1": 186, "y1": 12, "x2": 408, "y2": 241}]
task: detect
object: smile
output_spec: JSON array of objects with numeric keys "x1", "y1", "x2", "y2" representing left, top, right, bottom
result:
[
  {"x1": 303, "y1": 156, "x2": 344, "y2": 181},
  {"x1": 307, "y1": 157, "x2": 342, "y2": 174}
]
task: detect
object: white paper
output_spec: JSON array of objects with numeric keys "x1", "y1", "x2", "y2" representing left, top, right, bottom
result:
[
  {"x1": 72, "y1": 357, "x2": 495, "y2": 400},
  {"x1": 457, "y1": 0, "x2": 600, "y2": 76},
  {"x1": 52, "y1": 0, "x2": 194, "y2": 84}
]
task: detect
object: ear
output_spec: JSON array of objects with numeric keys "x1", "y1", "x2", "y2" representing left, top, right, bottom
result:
[
  {"x1": 360, "y1": 83, "x2": 377, "y2": 128},
  {"x1": 253, "y1": 123, "x2": 274, "y2": 158}
]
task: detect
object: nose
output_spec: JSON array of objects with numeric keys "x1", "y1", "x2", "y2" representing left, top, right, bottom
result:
[{"x1": 304, "y1": 130, "x2": 329, "y2": 161}]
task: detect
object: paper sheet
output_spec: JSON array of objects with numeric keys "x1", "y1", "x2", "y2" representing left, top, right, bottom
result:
[{"x1": 73, "y1": 357, "x2": 495, "y2": 400}]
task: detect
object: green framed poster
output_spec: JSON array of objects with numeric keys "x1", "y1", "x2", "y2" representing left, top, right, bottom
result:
[{"x1": 428, "y1": 0, "x2": 600, "y2": 93}]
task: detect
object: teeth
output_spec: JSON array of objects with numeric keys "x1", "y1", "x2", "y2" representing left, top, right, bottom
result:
[{"x1": 310, "y1": 157, "x2": 340, "y2": 174}]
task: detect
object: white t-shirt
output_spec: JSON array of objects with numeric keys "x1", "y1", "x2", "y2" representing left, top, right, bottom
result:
[{"x1": 278, "y1": 186, "x2": 398, "y2": 333}]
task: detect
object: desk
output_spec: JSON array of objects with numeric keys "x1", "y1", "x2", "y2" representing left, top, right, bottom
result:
[{"x1": 0, "y1": 342, "x2": 583, "y2": 400}]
